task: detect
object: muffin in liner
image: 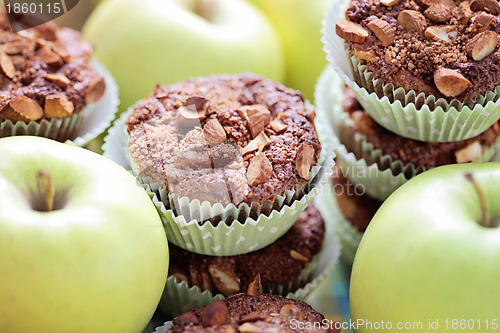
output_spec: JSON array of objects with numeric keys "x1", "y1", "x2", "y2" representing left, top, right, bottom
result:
[
  {"x1": 321, "y1": 0, "x2": 500, "y2": 142},
  {"x1": 103, "y1": 110, "x2": 332, "y2": 256},
  {"x1": 0, "y1": 59, "x2": 119, "y2": 146},
  {"x1": 315, "y1": 67, "x2": 500, "y2": 201},
  {"x1": 157, "y1": 210, "x2": 340, "y2": 316}
]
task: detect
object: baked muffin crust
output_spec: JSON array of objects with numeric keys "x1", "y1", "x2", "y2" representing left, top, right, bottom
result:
[
  {"x1": 168, "y1": 204, "x2": 325, "y2": 297},
  {"x1": 336, "y1": 0, "x2": 500, "y2": 100},
  {"x1": 126, "y1": 74, "x2": 321, "y2": 206}
]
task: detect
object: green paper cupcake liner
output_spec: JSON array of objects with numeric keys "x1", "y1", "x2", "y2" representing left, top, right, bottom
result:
[
  {"x1": 158, "y1": 214, "x2": 340, "y2": 317},
  {"x1": 0, "y1": 59, "x2": 119, "y2": 146},
  {"x1": 315, "y1": 66, "x2": 500, "y2": 201},
  {"x1": 321, "y1": 0, "x2": 500, "y2": 142},
  {"x1": 103, "y1": 111, "x2": 332, "y2": 256},
  {"x1": 314, "y1": 183, "x2": 361, "y2": 266}
]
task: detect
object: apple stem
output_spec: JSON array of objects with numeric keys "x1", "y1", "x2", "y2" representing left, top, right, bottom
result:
[
  {"x1": 465, "y1": 172, "x2": 491, "y2": 228},
  {"x1": 191, "y1": 0, "x2": 213, "y2": 21},
  {"x1": 37, "y1": 171, "x2": 54, "y2": 212}
]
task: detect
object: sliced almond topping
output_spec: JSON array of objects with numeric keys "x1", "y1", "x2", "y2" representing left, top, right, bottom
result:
[
  {"x1": 455, "y1": 141, "x2": 482, "y2": 163},
  {"x1": 335, "y1": 20, "x2": 369, "y2": 43},
  {"x1": 200, "y1": 300, "x2": 230, "y2": 327},
  {"x1": 237, "y1": 105, "x2": 271, "y2": 138},
  {"x1": 296, "y1": 143, "x2": 315, "y2": 181},
  {"x1": 425, "y1": 25, "x2": 458, "y2": 43},
  {"x1": 424, "y1": 3, "x2": 453, "y2": 22},
  {"x1": 247, "y1": 274, "x2": 262, "y2": 296},
  {"x1": 52, "y1": 44, "x2": 72, "y2": 63},
  {"x1": 2, "y1": 40, "x2": 35, "y2": 55},
  {"x1": 239, "y1": 312, "x2": 267, "y2": 324},
  {"x1": 433, "y1": 67, "x2": 473, "y2": 97},
  {"x1": 467, "y1": 30, "x2": 498, "y2": 61},
  {"x1": 203, "y1": 118, "x2": 227, "y2": 144},
  {"x1": 290, "y1": 249, "x2": 309, "y2": 262},
  {"x1": 381, "y1": 0, "x2": 402, "y2": 6},
  {"x1": 353, "y1": 48, "x2": 377, "y2": 62},
  {"x1": 454, "y1": 1, "x2": 473, "y2": 24},
  {"x1": 208, "y1": 265, "x2": 241, "y2": 297},
  {"x1": 472, "y1": 12, "x2": 494, "y2": 33},
  {"x1": 85, "y1": 76, "x2": 106, "y2": 103},
  {"x1": 1, "y1": 96, "x2": 43, "y2": 122},
  {"x1": 241, "y1": 132, "x2": 271, "y2": 155},
  {"x1": 269, "y1": 120, "x2": 287, "y2": 133},
  {"x1": 418, "y1": 0, "x2": 456, "y2": 8},
  {"x1": 38, "y1": 46, "x2": 63, "y2": 67},
  {"x1": 43, "y1": 73, "x2": 71, "y2": 87},
  {"x1": 239, "y1": 323, "x2": 262, "y2": 333},
  {"x1": 186, "y1": 96, "x2": 208, "y2": 111},
  {"x1": 279, "y1": 304, "x2": 302, "y2": 317},
  {"x1": 398, "y1": 10, "x2": 427, "y2": 33},
  {"x1": 247, "y1": 152, "x2": 273, "y2": 186},
  {"x1": 470, "y1": 0, "x2": 500, "y2": 14},
  {"x1": 367, "y1": 19, "x2": 395, "y2": 46},
  {"x1": 44, "y1": 94, "x2": 74, "y2": 118},
  {"x1": 0, "y1": 51, "x2": 16, "y2": 79}
]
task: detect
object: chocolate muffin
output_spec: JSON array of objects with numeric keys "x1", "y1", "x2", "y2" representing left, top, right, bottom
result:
[
  {"x1": 339, "y1": 87, "x2": 500, "y2": 172},
  {"x1": 331, "y1": 163, "x2": 381, "y2": 232},
  {"x1": 126, "y1": 74, "x2": 321, "y2": 208},
  {"x1": 168, "y1": 295, "x2": 338, "y2": 333},
  {"x1": 0, "y1": 13, "x2": 105, "y2": 131},
  {"x1": 168, "y1": 204, "x2": 325, "y2": 297},
  {"x1": 335, "y1": 0, "x2": 500, "y2": 100}
]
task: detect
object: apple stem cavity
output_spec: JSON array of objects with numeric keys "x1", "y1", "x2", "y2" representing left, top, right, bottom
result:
[
  {"x1": 36, "y1": 171, "x2": 55, "y2": 212},
  {"x1": 465, "y1": 172, "x2": 492, "y2": 228},
  {"x1": 190, "y1": 0, "x2": 215, "y2": 22}
]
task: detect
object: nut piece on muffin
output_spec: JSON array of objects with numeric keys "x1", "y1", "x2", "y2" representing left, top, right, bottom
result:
[
  {"x1": 335, "y1": 0, "x2": 500, "y2": 100},
  {"x1": 126, "y1": 74, "x2": 321, "y2": 207},
  {"x1": 0, "y1": 12, "x2": 106, "y2": 125},
  {"x1": 167, "y1": 277, "x2": 338, "y2": 333},
  {"x1": 168, "y1": 204, "x2": 325, "y2": 297}
]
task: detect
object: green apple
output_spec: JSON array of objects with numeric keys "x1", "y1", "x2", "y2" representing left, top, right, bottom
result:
[
  {"x1": 350, "y1": 163, "x2": 500, "y2": 333},
  {"x1": 0, "y1": 137, "x2": 169, "y2": 333},
  {"x1": 248, "y1": 0, "x2": 331, "y2": 101},
  {"x1": 82, "y1": 0, "x2": 285, "y2": 112}
]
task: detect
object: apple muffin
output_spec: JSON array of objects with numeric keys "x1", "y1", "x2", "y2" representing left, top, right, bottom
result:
[
  {"x1": 167, "y1": 204, "x2": 325, "y2": 297},
  {"x1": 339, "y1": 87, "x2": 500, "y2": 172},
  {"x1": 0, "y1": 12, "x2": 106, "y2": 141},
  {"x1": 126, "y1": 74, "x2": 321, "y2": 209},
  {"x1": 166, "y1": 295, "x2": 338, "y2": 333},
  {"x1": 335, "y1": 0, "x2": 500, "y2": 100}
]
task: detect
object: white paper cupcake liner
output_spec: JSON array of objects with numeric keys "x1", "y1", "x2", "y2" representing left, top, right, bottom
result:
[
  {"x1": 321, "y1": 0, "x2": 500, "y2": 142},
  {"x1": 0, "y1": 59, "x2": 119, "y2": 147},
  {"x1": 103, "y1": 110, "x2": 332, "y2": 256},
  {"x1": 158, "y1": 214, "x2": 340, "y2": 317}
]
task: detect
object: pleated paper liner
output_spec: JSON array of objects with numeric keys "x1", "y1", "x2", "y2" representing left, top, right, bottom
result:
[
  {"x1": 315, "y1": 66, "x2": 500, "y2": 201},
  {"x1": 103, "y1": 110, "x2": 332, "y2": 256},
  {"x1": 321, "y1": 0, "x2": 500, "y2": 142},
  {"x1": 0, "y1": 59, "x2": 119, "y2": 146},
  {"x1": 158, "y1": 214, "x2": 340, "y2": 317},
  {"x1": 315, "y1": 183, "x2": 360, "y2": 266}
]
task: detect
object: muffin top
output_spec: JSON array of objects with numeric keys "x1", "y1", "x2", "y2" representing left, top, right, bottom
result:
[
  {"x1": 0, "y1": 12, "x2": 105, "y2": 123},
  {"x1": 126, "y1": 74, "x2": 321, "y2": 206},
  {"x1": 335, "y1": 0, "x2": 500, "y2": 100},
  {"x1": 168, "y1": 204, "x2": 325, "y2": 297},
  {"x1": 341, "y1": 87, "x2": 500, "y2": 169},
  {"x1": 169, "y1": 295, "x2": 337, "y2": 333}
]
